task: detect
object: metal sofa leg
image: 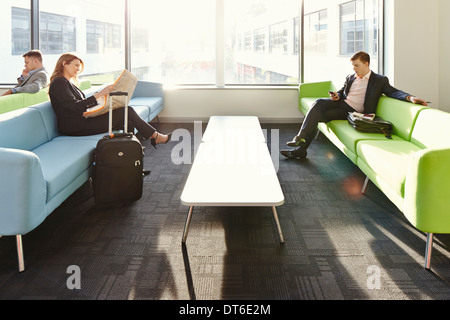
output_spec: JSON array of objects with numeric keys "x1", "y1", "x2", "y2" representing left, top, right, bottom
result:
[
  {"x1": 424, "y1": 233, "x2": 434, "y2": 270},
  {"x1": 314, "y1": 129, "x2": 320, "y2": 141},
  {"x1": 361, "y1": 176, "x2": 369, "y2": 194},
  {"x1": 16, "y1": 235, "x2": 25, "y2": 272}
]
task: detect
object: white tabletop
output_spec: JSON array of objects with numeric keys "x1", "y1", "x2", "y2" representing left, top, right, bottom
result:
[
  {"x1": 201, "y1": 115, "x2": 266, "y2": 143},
  {"x1": 181, "y1": 116, "x2": 284, "y2": 207}
]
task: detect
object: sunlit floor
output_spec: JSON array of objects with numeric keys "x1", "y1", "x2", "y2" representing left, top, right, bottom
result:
[{"x1": 1, "y1": 122, "x2": 449, "y2": 300}]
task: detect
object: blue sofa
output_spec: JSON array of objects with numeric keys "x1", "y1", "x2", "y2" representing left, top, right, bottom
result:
[{"x1": 0, "y1": 81, "x2": 164, "y2": 272}]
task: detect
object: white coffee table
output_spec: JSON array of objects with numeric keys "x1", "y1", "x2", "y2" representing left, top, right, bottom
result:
[{"x1": 180, "y1": 116, "x2": 285, "y2": 244}]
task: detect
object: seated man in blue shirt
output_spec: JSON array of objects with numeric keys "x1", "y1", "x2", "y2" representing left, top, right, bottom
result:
[{"x1": 2, "y1": 50, "x2": 49, "y2": 96}]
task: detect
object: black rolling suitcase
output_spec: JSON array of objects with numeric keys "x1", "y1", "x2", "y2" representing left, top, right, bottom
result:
[{"x1": 92, "y1": 91, "x2": 144, "y2": 205}]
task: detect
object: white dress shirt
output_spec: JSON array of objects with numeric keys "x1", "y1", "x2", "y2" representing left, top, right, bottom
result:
[{"x1": 345, "y1": 71, "x2": 371, "y2": 113}]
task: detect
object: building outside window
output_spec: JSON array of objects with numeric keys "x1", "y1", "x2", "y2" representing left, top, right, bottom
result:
[
  {"x1": 269, "y1": 21, "x2": 288, "y2": 55},
  {"x1": 39, "y1": 12, "x2": 76, "y2": 54},
  {"x1": 86, "y1": 20, "x2": 122, "y2": 54},
  {"x1": 304, "y1": 9, "x2": 328, "y2": 54},
  {"x1": 225, "y1": 0, "x2": 300, "y2": 85},
  {"x1": 1, "y1": 0, "x2": 382, "y2": 87},
  {"x1": 303, "y1": 0, "x2": 381, "y2": 84},
  {"x1": 340, "y1": 1, "x2": 364, "y2": 55},
  {"x1": 11, "y1": 7, "x2": 30, "y2": 56},
  {"x1": 254, "y1": 28, "x2": 266, "y2": 53},
  {"x1": 293, "y1": 17, "x2": 300, "y2": 55},
  {"x1": 244, "y1": 32, "x2": 252, "y2": 52}
]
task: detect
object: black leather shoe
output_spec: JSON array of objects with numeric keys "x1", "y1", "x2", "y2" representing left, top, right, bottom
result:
[
  {"x1": 286, "y1": 136, "x2": 306, "y2": 147},
  {"x1": 280, "y1": 148, "x2": 307, "y2": 160}
]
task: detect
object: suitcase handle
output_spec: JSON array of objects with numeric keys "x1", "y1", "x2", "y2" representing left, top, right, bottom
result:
[{"x1": 108, "y1": 91, "x2": 130, "y2": 134}]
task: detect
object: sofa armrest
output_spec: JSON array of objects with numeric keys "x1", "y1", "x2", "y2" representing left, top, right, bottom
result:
[
  {"x1": 403, "y1": 147, "x2": 450, "y2": 233},
  {"x1": 132, "y1": 81, "x2": 164, "y2": 99},
  {"x1": 0, "y1": 148, "x2": 47, "y2": 235},
  {"x1": 299, "y1": 81, "x2": 336, "y2": 100}
]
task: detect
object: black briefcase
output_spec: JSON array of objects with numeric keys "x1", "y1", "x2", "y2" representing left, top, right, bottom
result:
[
  {"x1": 347, "y1": 113, "x2": 393, "y2": 139},
  {"x1": 92, "y1": 92, "x2": 144, "y2": 205}
]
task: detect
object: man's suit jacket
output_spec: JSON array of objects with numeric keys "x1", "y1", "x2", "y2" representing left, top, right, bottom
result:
[
  {"x1": 14, "y1": 67, "x2": 49, "y2": 94},
  {"x1": 337, "y1": 71, "x2": 410, "y2": 114}
]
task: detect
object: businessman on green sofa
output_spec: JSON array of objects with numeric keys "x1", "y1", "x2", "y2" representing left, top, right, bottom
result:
[
  {"x1": 2, "y1": 50, "x2": 49, "y2": 96},
  {"x1": 281, "y1": 51, "x2": 428, "y2": 160}
]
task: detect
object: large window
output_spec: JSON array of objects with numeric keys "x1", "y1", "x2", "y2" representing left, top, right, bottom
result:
[
  {"x1": 130, "y1": 0, "x2": 216, "y2": 85},
  {"x1": 2, "y1": 0, "x2": 382, "y2": 87},
  {"x1": 38, "y1": 0, "x2": 125, "y2": 83},
  {"x1": 224, "y1": 0, "x2": 300, "y2": 85},
  {"x1": 303, "y1": 0, "x2": 381, "y2": 84}
]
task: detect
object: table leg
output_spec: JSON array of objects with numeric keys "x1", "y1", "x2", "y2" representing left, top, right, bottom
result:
[
  {"x1": 272, "y1": 206, "x2": 284, "y2": 244},
  {"x1": 182, "y1": 206, "x2": 195, "y2": 243}
]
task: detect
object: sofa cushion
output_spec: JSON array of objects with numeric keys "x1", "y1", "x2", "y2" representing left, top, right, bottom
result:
[
  {"x1": 357, "y1": 140, "x2": 422, "y2": 197},
  {"x1": 327, "y1": 120, "x2": 404, "y2": 155},
  {"x1": 0, "y1": 107, "x2": 49, "y2": 150},
  {"x1": 410, "y1": 108, "x2": 450, "y2": 149},
  {"x1": 375, "y1": 96, "x2": 426, "y2": 141},
  {"x1": 130, "y1": 105, "x2": 150, "y2": 121},
  {"x1": 129, "y1": 97, "x2": 163, "y2": 113},
  {"x1": 32, "y1": 139, "x2": 98, "y2": 201},
  {"x1": 29, "y1": 102, "x2": 59, "y2": 141}
]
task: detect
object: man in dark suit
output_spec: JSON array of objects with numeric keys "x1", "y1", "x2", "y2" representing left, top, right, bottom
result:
[
  {"x1": 281, "y1": 51, "x2": 428, "y2": 160},
  {"x1": 2, "y1": 50, "x2": 49, "y2": 96}
]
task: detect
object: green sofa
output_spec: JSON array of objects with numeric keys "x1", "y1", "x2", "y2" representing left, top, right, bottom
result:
[
  {"x1": 299, "y1": 81, "x2": 450, "y2": 269},
  {"x1": 0, "y1": 80, "x2": 91, "y2": 115}
]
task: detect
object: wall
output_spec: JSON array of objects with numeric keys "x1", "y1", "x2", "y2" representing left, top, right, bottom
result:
[
  {"x1": 384, "y1": 0, "x2": 447, "y2": 111},
  {"x1": 159, "y1": 87, "x2": 303, "y2": 124},
  {"x1": 439, "y1": 0, "x2": 450, "y2": 111}
]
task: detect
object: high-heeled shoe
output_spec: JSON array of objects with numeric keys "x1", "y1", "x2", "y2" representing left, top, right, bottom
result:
[{"x1": 150, "y1": 132, "x2": 172, "y2": 149}]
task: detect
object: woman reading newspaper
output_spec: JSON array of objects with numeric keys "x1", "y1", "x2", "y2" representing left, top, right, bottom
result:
[{"x1": 49, "y1": 53, "x2": 171, "y2": 148}]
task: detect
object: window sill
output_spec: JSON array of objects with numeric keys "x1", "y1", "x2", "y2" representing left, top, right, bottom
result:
[{"x1": 164, "y1": 84, "x2": 299, "y2": 90}]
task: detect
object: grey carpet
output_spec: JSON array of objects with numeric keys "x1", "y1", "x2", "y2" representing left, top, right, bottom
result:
[{"x1": 1, "y1": 122, "x2": 449, "y2": 301}]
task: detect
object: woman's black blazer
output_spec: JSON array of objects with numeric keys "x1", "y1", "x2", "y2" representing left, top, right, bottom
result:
[{"x1": 49, "y1": 77, "x2": 98, "y2": 136}]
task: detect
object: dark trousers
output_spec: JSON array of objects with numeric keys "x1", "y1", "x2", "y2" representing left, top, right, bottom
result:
[
  {"x1": 298, "y1": 99, "x2": 356, "y2": 149},
  {"x1": 82, "y1": 107, "x2": 156, "y2": 139}
]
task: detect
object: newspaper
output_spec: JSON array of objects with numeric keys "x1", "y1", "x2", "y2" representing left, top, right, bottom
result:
[
  {"x1": 348, "y1": 112, "x2": 376, "y2": 122},
  {"x1": 83, "y1": 69, "x2": 138, "y2": 118}
]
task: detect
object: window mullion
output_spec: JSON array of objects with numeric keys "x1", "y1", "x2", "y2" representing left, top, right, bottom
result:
[
  {"x1": 30, "y1": 0, "x2": 39, "y2": 49},
  {"x1": 216, "y1": 0, "x2": 225, "y2": 88}
]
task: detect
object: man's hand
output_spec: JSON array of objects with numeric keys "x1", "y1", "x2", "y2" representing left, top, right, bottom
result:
[
  {"x1": 22, "y1": 68, "x2": 30, "y2": 78},
  {"x1": 408, "y1": 96, "x2": 428, "y2": 106},
  {"x1": 329, "y1": 91, "x2": 339, "y2": 101}
]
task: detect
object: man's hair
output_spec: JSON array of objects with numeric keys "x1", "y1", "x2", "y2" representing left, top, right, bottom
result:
[
  {"x1": 23, "y1": 50, "x2": 43, "y2": 63},
  {"x1": 351, "y1": 51, "x2": 370, "y2": 65}
]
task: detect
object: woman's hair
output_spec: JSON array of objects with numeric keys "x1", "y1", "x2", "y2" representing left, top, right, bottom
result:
[{"x1": 50, "y1": 53, "x2": 84, "y2": 84}]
